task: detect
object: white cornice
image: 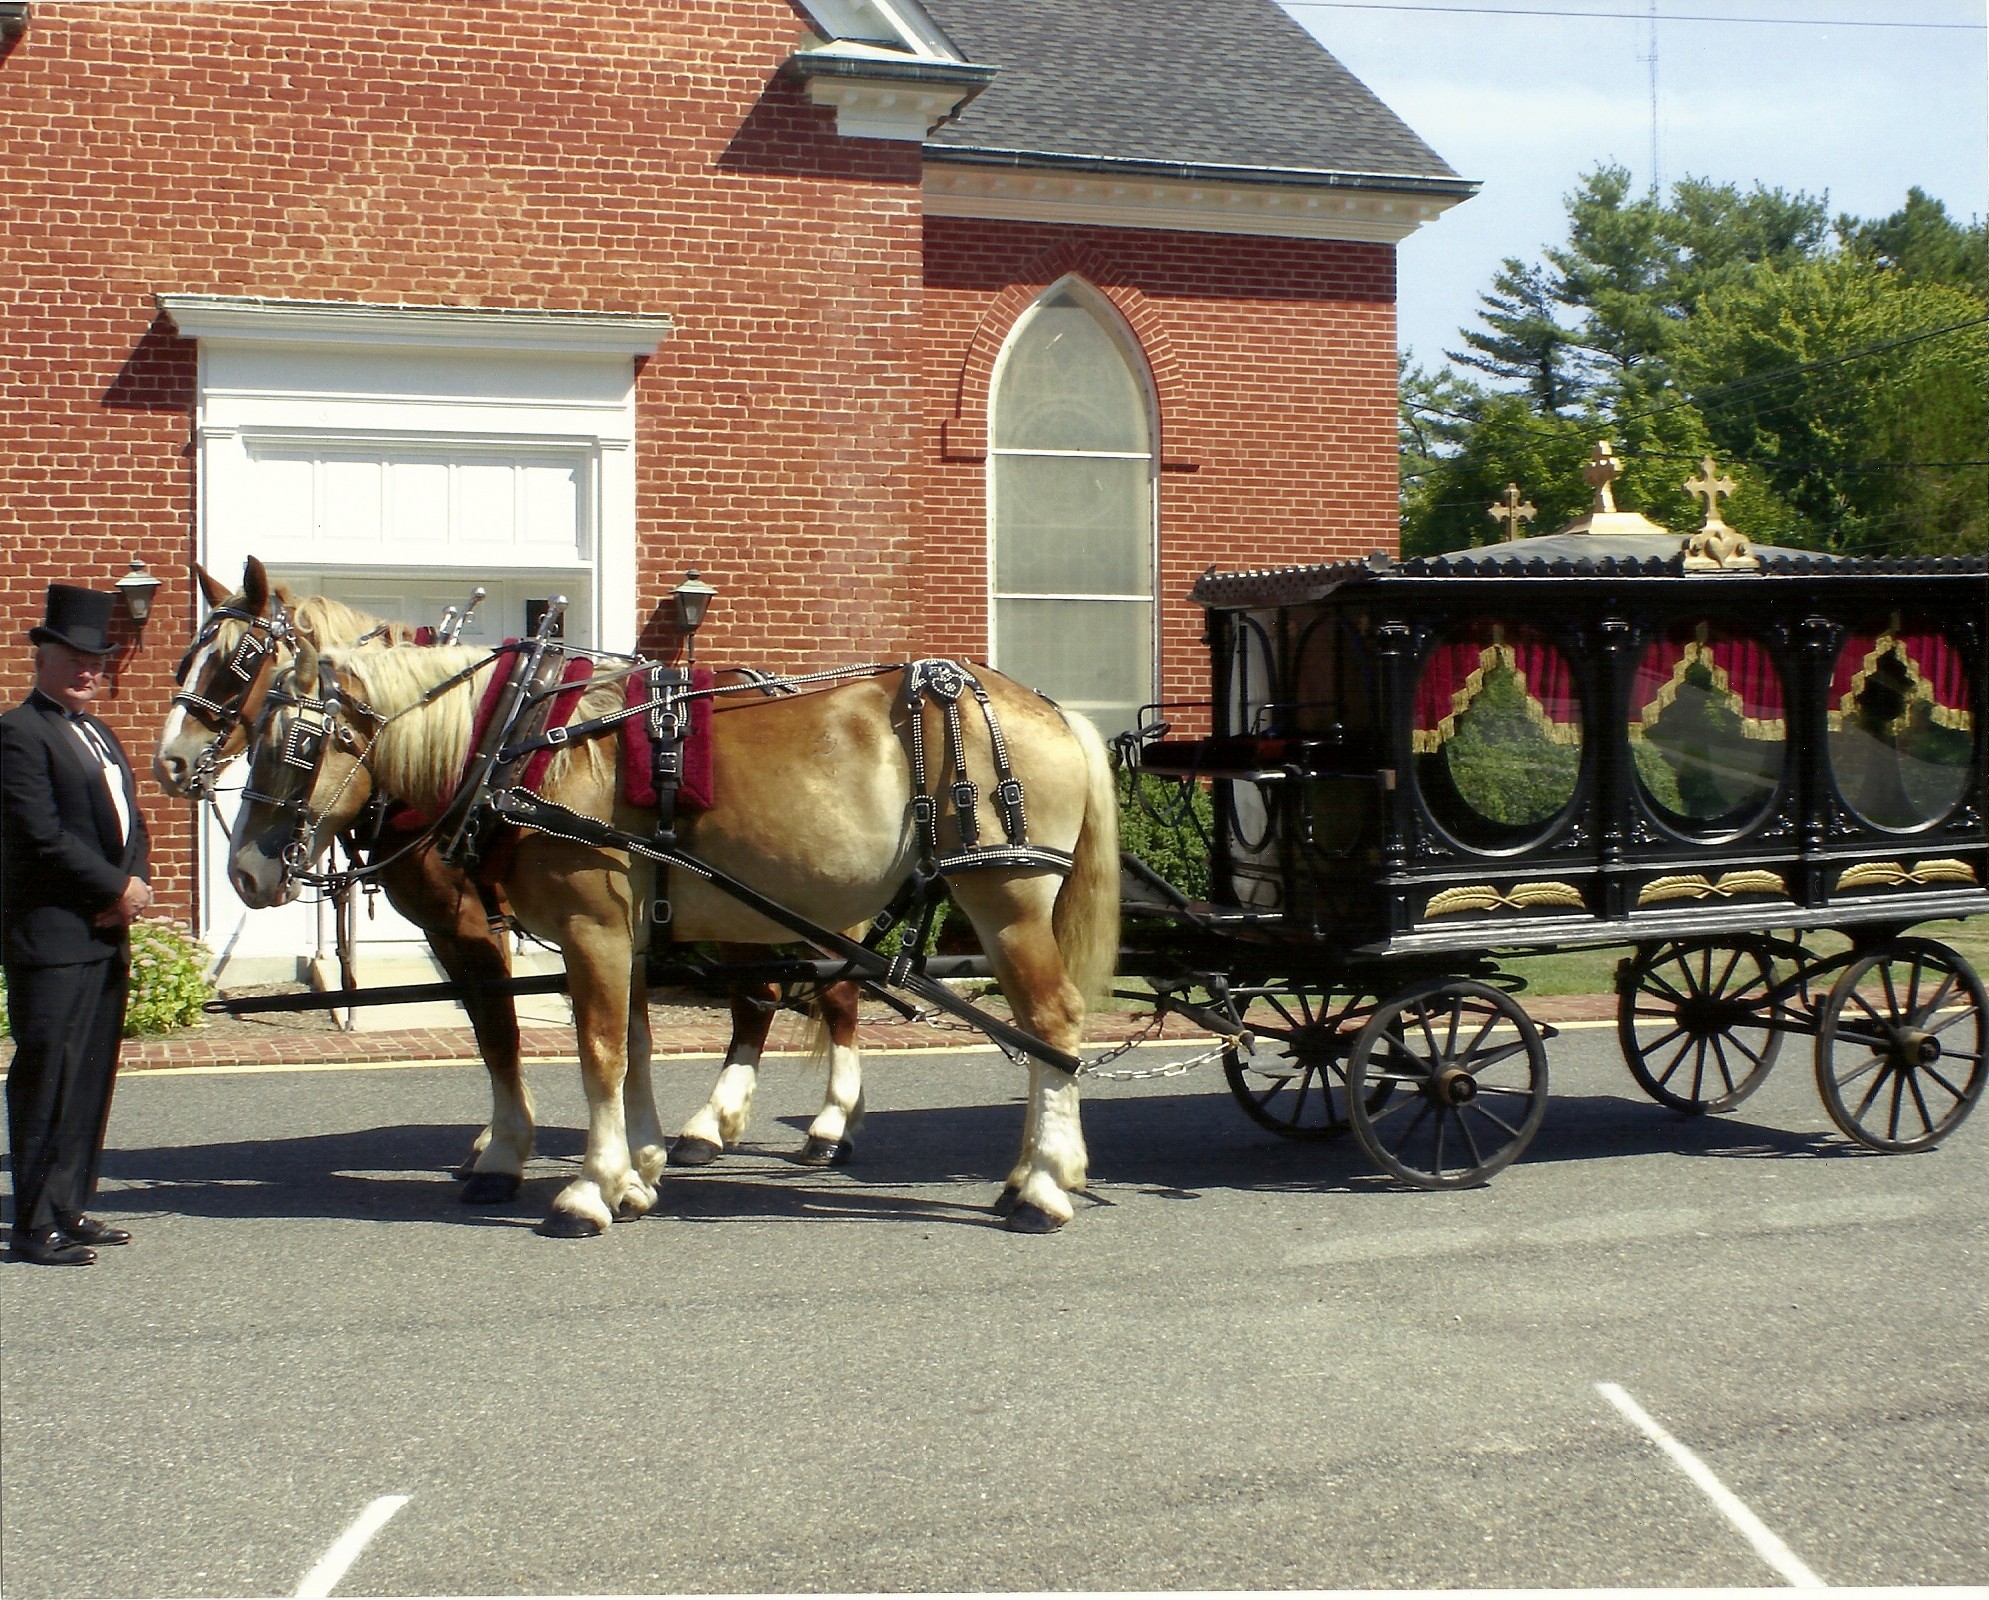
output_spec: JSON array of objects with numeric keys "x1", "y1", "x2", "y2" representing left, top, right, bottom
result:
[
  {"x1": 922, "y1": 164, "x2": 1466, "y2": 243},
  {"x1": 789, "y1": 38, "x2": 994, "y2": 141},
  {"x1": 158, "y1": 296, "x2": 675, "y2": 354},
  {"x1": 803, "y1": 73, "x2": 980, "y2": 141}
]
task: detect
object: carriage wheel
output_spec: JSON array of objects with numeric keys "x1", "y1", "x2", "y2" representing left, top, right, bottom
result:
[
  {"x1": 1345, "y1": 978, "x2": 1549, "y2": 1189},
  {"x1": 1617, "y1": 938, "x2": 1783, "y2": 1114},
  {"x1": 1815, "y1": 937, "x2": 1988, "y2": 1153},
  {"x1": 1221, "y1": 981, "x2": 1388, "y2": 1139}
]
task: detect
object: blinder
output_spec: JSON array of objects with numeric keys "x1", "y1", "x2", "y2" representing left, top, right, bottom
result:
[{"x1": 170, "y1": 597, "x2": 295, "y2": 794}]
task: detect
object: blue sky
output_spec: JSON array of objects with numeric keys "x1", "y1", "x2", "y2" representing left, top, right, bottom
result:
[{"x1": 1277, "y1": 0, "x2": 1989, "y2": 373}]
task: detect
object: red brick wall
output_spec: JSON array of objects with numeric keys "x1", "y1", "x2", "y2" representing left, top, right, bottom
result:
[
  {"x1": 920, "y1": 219, "x2": 1398, "y2": 724},
  {"x1": 0, "y1": 1, "x2": 929, "y2": 921},
  {"x1": 1, "y1": 3, "x2": 1403, "y2": 920}
]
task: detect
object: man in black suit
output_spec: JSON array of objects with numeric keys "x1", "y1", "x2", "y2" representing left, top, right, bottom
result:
[{"x1": 2, "y1": 584, "x2": 153, "y2": 1266}]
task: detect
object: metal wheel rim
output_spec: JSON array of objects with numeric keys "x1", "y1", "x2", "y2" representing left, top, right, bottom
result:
[
  {"x1": 1618, "y1": 938, "x2": 1783, "y2": 1114},
  {"x1": 1346, "y1": 978, "x2": 1548, "y2": 1189},
  {"x1": 1815, "y1": 937, "x2": 1988, "y2": 1153}
]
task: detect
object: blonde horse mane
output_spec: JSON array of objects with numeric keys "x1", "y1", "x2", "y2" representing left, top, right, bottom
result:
[
  {"x1": 320, "y1": 644, "x2": 621, "y2": 815},
  {"x1": 287, "y1": 591, "x2": 423, "y2": 649}
]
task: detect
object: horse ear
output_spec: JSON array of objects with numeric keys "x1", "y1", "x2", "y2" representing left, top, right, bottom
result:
[
  {"x1": 243, "y1": 555, "x2": 269, "y2": 612},
  {"x1": 195, "y1": 563, "x2": 229, "y2": 607},
  {"x1": 293, "y1": 639, "x2": 320, "y2": 697}
]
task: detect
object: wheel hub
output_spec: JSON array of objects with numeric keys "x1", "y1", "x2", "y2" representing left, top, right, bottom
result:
[
  {"x1": 1894, "y1": 1028, "x2": 1942, "y2": 1068},
  {"x1": 1433, "y1": 1066, "x2": 1478, "y2": 1106}
]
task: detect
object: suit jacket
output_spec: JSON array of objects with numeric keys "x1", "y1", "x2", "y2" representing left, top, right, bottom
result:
[{"x1": 0, "y1": 691, "x2": 151, "y2": 967}]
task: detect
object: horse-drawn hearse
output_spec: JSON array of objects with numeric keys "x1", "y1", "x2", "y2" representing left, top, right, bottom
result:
[
  {"x1": 167, "y1": 445, "x2": 1986, "y2": 1231},
  {"x1": 1121, "y1": 447, "x2": 1987, "y2": 1188}
]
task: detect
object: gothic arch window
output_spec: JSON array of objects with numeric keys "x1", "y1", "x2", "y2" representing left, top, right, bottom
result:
[{"x1": 989, "y1": 279, "x2": 1156, "y2": 735}]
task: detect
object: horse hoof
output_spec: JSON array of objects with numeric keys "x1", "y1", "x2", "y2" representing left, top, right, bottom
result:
[
  {"x1": 795, "y1": 1135, "x2": 854, "y2": 1167},
  {"x1": 992, "y1": 1185, "x2": 1020, "y2": 1218},
  {"x1": 459, "y1": 1172, "x2": 521, "y2": 1206},
  {"x1": 537, "y1": 1210, "x2": 606, "y2": 1239},
  {"x1": 1003, "y1": 1200, "x2": 1065, "y2": 1234},
  {"x1": 668, "y1": 1137, "x2": 723, "y2": 1168}
]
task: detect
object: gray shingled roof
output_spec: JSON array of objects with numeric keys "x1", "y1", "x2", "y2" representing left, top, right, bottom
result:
[{"x1": 921, "y1": 0, "x2": 1469, "y2": 192}]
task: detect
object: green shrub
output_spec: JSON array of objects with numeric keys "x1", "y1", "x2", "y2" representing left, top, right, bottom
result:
[
  {"x1": 1118, "y1": 769, "x2": 1213, "y2": 900},
  {"x1": 124, "y1": 920, "x2": 216, "y2": 1036},
  {"x1": 0, "y1": 918, "x2": 215, "y2": 1039}
]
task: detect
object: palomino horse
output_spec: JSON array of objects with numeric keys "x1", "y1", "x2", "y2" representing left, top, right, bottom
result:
[
  {"x1": 154, "y1": 559, "x2": 869, "y2": 1200},
  {"x1": 227, "y1": 639, "x2": 1119, "y2": 1234}
]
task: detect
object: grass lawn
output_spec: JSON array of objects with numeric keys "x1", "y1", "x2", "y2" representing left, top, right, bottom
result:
[{"x1": 1501, "y1": 917, "x2": 1989, "y2": 997}]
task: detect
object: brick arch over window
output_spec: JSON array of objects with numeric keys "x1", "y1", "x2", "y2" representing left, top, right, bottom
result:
[{"x1": 939, "y1": 244, "x2": 1199, "y2": 468}]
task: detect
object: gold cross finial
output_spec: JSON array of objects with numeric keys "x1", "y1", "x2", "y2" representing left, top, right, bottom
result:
[
  {"x1": 1582, "y1": 441, "x2": 1621, "y2": 513},
  {"x1": 1684, "y1": 455, "x2": 1738, "y2": 527},
  {"x1": 1487, "y1": 482, "x2": 1537, "y2": 542}
]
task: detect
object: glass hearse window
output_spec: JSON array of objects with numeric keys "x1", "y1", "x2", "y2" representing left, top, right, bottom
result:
[
  {"x1": 1413, "y1": 621, "x2": 1582, "y2": 848},
  {"x1": 1829, "y1": 619, "x2": 1975, "y2": 829},
  {"x1": 1630, "y1": 621, "x2": 1786, "y2": 832}
]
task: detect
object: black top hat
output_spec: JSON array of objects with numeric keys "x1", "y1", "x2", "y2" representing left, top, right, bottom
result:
[{"x1": 29, "y1": 584, "x2": 119, "y2": 655}]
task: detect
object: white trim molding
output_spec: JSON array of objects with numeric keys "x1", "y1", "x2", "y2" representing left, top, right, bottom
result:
[
  {"x1": 158, "y1": 295, "x2": 674, "y2": 355},
  {"x1": 788, "y1": 39, "x2": 995, "y2": 141},
  {"x1": 923, "y1": 163, "x2": 1468, "y2": 243}
]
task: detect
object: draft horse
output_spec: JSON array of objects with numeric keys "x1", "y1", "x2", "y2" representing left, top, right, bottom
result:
[
  {"x1": 226, "y1": 638, "x2": 1120, "y2": 1235},
  {"x1": 155, "y1": 559, "x2": 869, "y2": 1200}
]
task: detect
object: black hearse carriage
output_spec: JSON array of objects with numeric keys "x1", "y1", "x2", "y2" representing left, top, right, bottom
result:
[{"x1": 1128, "y1": 452, "x2": 1988, "y2": 1189}]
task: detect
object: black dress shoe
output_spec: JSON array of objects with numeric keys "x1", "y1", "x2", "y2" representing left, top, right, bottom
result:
[
  {"x1": 11, "y1": 1229, "x2": 95, "y2": 1266},
  {"x1": 57, "y1": 1215, "x2": 130, "y2": 1247}
]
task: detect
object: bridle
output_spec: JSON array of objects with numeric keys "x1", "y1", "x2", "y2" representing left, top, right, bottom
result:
[
  {"x1": 239, "y1": 649, "x2": 493, "y2": 894},
  {"x1": 170, "y1": 596, "x2": 296, "y2": 800},
  {"x1": 239, "y1": 657, "x2": 385, "y2": 885}
]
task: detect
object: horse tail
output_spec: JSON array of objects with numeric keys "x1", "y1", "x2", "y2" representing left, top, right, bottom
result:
[{"x1": 1052, "y1": 709, "x2": 1121, "y2": 1006}]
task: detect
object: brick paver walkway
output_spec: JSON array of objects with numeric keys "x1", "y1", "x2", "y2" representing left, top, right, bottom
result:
[{"x1": 3, "y1": 988, "x2": 1620, "y2": 1074}]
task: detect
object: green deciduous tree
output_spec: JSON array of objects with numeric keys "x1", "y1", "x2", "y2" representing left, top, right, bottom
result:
[{"x1": 1403, "y1": 168, "x2": 1987, "y2": 559}]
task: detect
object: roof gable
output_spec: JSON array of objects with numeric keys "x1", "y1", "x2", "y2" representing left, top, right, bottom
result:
[{"x1": 920, "y1": 0, "x2": 1465, "y2": 192}]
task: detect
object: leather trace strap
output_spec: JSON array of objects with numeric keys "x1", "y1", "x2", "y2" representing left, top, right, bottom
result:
[{"x1": 902, "y1": 659, "x2": 1073, "y2": 879}]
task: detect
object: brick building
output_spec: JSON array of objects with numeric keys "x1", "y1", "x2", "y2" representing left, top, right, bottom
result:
[{"x1": 0, "y1": 0, "x2": 1471, "y2": 966}]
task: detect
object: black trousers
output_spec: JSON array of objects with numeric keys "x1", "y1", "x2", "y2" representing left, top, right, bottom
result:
[{"x1": 4, "y1": 955, "x2": 127, "y2": 1238}]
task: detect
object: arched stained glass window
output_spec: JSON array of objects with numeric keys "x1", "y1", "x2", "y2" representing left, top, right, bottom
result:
[{"x1": 990, "y1": 281, "x2": 1156, "y2": 736}]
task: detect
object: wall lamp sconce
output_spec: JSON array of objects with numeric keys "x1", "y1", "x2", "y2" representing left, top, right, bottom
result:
[
  {"x1": 115, "y1": 557, "x2": 162, "y2": 623},
  {"x1": 672, "y1": 569, "x2": 717, "y2": 663},
  {"x1": 0, "y1": 4, "x2": 28, "y2": 45}
]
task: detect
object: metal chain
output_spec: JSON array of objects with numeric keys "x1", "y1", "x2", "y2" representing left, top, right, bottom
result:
[{"x1": 869, "y1": 996, "x2": 1239, "y2": 1081}]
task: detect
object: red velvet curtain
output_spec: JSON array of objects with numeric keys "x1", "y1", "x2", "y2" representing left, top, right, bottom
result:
[
  {"x1": 1632, "y1": 623, "x2": 1785, "y2": 740},
  {"x1": 1414, "y1": 622, "x2": 1580, "y2": 752},
  {"x1": 1831, "y1": 627, "x2": 1973, "y2": 731}
]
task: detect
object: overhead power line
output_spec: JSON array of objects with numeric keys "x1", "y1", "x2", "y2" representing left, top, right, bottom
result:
[{"x1": 1284, "y1": 2, "x2": 1986, "y2": 29}]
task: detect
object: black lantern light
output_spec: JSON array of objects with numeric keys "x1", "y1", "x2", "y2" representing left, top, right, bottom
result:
[
  {"x1": 115, "y1": 557, "x2": 162, "y2": 624},
  {"x1": 672, "y1": 569, "x2": 717, "y2": 664}
]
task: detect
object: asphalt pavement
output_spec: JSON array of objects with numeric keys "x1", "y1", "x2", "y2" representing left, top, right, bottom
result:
[{"x1": 1, "y1": 1027, "x2": 1984, "y2": 1598}]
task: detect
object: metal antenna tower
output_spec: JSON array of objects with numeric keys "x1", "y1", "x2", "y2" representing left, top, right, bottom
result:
[{"x1": 1644, "y1": 0, "x2": 1660, "y2": 195}]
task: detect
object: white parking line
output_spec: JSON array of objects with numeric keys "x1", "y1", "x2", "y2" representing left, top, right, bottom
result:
[
  {"x1": 295, "y1": 1494, "x2": 410, "y2": 1599},
  {"x1": 1597, "y1": 1383, "x2": 1825, "y2": 1589}
]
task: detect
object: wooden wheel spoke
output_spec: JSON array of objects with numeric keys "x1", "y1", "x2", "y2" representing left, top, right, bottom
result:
[
  {"x1": 1902, "y1": 1071, "x2": 1938, "y2": 1137},
  {"x1": 1463, "y1": 1100, "x2": 1526, "y2": 1142},
  {"x1": 1919, "y1": 1060, "x2": 1973, "y2": 1105},
  {"x1": 1851, "y1": 1062, "x2": 1895, "y2": 1121},
  {"x1": 1642, "y1": 1030, "x2": 1694, "y2": 1084},
  {"x1": 1707, "y1": 1036, "x2": 1742, "y2": 1098},
  {"x1": 1462, "y1": 1036, "x2": 1530, "y2": 1074},
  {"x1": 1452, "y1": 1109, "x2": 1487, "y2": 1172},
  {"x1": 1643, "y1": 968, "x2": 1692, "y2": 1008},
  {"x1": 1381, "y1": 1097, "x2": 1435, "y2": 1146},
  {"x1": 1924, "y1": 1000, "x2": 1977, "y2": 1041}
]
